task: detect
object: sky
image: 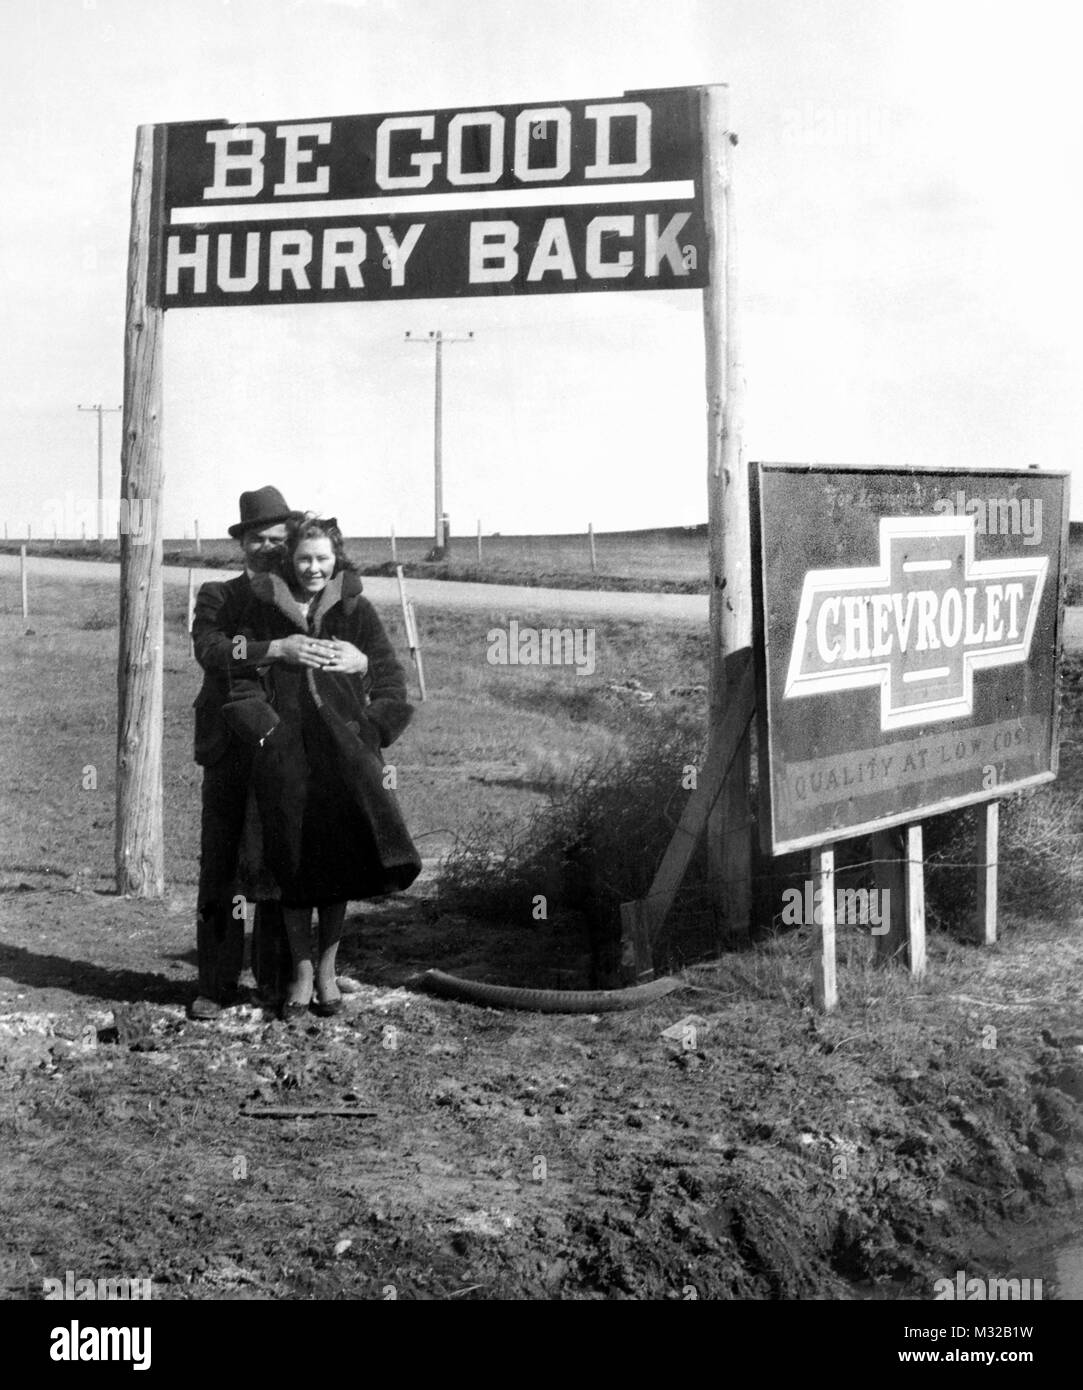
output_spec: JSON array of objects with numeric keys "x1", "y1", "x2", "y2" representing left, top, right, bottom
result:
[{"x1": 1, "y1": 0, "x2": 1080, "y2": 541}]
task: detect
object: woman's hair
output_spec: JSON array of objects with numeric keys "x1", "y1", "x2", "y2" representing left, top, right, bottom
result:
[{"x1": 279, "y1": 512, "x2": 357, "y2": 577}]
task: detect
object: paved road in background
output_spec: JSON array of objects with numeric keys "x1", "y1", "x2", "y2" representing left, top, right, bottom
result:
[
  {"x1": 0, "y1": 554, "x2": 708, "y2": 624},
  {"x1": 7, "y1": 555, "x2": 1083, "y2": 647}
]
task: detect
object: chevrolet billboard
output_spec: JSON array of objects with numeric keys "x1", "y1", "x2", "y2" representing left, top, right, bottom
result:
[{"x1": 752, "y1": 464, "x2": 1070, "y2": 855}]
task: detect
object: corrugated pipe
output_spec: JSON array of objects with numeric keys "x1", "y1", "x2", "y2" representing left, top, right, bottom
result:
[{"x1": 414, "y1": 968, "x2": 682, "y2": 1013}]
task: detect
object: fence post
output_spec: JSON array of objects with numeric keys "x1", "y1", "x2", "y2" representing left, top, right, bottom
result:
[
  {"x1": 194, "y1": 519, "x2": 201, "y2": 557},
  {"x1": 476, "y1": 518, "x2": 482, "y2": 564},
  {"x1": 390, "y1": 524, "x2": 397, "y2": 563},
  {"x1": 588, "y1": 522, "x2": 597, "y2": 573},
  {"x1": 187, "y1": 569, "x2": 196, "y2": 654},
  {"x1": 396, "y1": 565, "x2": 426, "y2": 701},
  {"x1": 408, "y1": 601, "x2": 427, "y2": 700},
  {"x1": 20, "y1": 545, "x2": 28, "y2": 619}
]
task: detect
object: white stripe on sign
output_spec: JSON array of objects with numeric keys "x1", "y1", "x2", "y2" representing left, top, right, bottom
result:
[
  {"x1": 170, "y1": 179, "x2": 696, "y2": 224},
  {"x1": 902, "y1": 559, "x2": 953, "y2": 573}
]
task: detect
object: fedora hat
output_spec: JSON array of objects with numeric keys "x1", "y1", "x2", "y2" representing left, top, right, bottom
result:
[{"x1": 229, "y1": 486, "x2": 300, "y2": 539}]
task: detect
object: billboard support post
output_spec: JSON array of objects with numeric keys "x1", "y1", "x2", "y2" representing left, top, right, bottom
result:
[
  {"x1": 116, "y1": 123, "x2": 165, "y2": 897},
  {"x1": 872, "y1": 827, "x2": 907, "y2": 966},
  {"x1": 871, "y1": 823, "x2": 927, "y2": 981},
  {"x1": 976, "y1": 800, "x2": 999, "y2": 944},
  {"x1": 906, "y1": 823, "x2": 927, "y2": 979},
  {"x1": 812, "y1": 844, "x2": 838, "y2": 1012},
  {"x1": 701, "y1": 83, "x2": 751, "y2": 945}
]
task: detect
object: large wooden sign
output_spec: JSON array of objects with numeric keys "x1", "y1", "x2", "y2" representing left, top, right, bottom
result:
[
  {"x1": 117, "y1": 83, "x2": 747, "y2": 923},
  {"x1": 155, "y1": 88, "x2": 705, "y2": 307},
  {"x1": 752, "y1": 464, "x2": 1069, "y2": 855}
]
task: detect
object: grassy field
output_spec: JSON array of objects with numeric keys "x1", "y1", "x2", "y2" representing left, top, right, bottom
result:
[{"x1": 0, "y1": 570, "x2": 707, "y2": 907}]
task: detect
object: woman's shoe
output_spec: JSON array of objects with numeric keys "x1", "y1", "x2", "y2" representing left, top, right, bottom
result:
[
  {"x1": 312, "y1": 996, "x2": 344, "y2": 1018},
  {"x1": 279, "y1": 1000, "x2": 311, "y2": 1023}
]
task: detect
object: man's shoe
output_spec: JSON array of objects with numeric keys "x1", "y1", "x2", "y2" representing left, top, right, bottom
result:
[{"x1": 189, "y1": 996, "x2": 223, "y2": 1021}]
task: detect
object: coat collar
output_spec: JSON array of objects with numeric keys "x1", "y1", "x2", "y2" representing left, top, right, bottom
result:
[
  {"x1": 249, "y1": 570, "x2": 356, "y2": 633},
  {"x1": 308, "y1": 572, "x2": 347, "y2": 633}
]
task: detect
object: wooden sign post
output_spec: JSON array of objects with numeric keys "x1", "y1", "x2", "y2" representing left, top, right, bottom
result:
[
  {"x1": 116, "y1": 124, "x2": 165, "y2": 897},
  {"x1": 701, "y1": 85, "x2": 751, "y2": 944},
  {"x1": 975, "y1": 800, "x2": 999, "y2": 944},
  {"x1": 812, "y1": 844, "x2": 838, "y2": 1011},
  {"x1": 611, "y1": 85, "x2": 753, "y2": 982}
]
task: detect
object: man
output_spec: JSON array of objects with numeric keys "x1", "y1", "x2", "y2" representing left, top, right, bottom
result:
[{"x1": 189, "y1": 485, "x2": 320, "y2": 1019}]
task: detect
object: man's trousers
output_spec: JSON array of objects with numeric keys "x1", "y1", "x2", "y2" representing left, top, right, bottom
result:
[{"x1": 197, "y1": 741, "x2": 289, "y2": 1002}]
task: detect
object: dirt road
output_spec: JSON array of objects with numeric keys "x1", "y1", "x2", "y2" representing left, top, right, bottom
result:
[{"x1": 0, "y1": 554, "x2": 708, "y2": 624}]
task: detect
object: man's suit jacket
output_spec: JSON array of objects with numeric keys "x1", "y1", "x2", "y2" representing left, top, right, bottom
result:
[{"x1": 191, "y1": 573, "x2": 276, "y2": 766}]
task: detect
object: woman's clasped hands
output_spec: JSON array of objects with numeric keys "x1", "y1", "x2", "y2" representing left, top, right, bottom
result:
[{"x1": 275, "y1": 634, "x2": 369, "y2": 674}]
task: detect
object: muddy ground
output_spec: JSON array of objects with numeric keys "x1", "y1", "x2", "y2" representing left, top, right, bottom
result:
[{"x1": 1, "y1": 875, "x2": 1080, "y2": 1301}]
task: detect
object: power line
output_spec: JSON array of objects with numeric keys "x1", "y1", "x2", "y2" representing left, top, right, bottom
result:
[
  {"x1": 76, "y1": 403, "x2": 121, "y2": 544},
  {"x1": 404, "y1": 330, "x2": 473, "y2": 553}
]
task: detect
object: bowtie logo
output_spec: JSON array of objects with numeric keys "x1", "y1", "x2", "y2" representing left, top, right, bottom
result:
[{"x1": 785, "y1": 515, "x2": 1047, "y2": 731}]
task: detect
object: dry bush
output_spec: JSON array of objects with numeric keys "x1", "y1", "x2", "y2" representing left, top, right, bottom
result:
[
  {"x1": 436, "y1": 713, "x2": 706, "y2": 973},
  {"x1": 923, "y1": 787, "x2": 1083, "y2": 930}
]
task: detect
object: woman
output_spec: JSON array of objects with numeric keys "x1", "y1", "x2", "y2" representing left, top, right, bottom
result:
[{"x1": 227, "y1": 514, "x2": 420, "y2": 1020}]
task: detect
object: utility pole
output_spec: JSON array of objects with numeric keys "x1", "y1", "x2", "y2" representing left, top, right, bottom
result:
[
  {"x1": 405, "y1": 330, "x2": 473, "y2": 555},
  {"x1": 77, "y1": 403, "x2": 122, "y2": 544}
]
